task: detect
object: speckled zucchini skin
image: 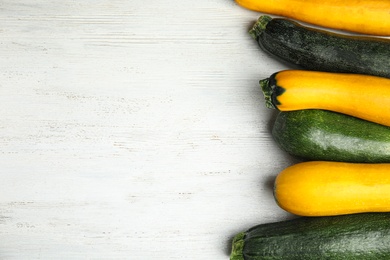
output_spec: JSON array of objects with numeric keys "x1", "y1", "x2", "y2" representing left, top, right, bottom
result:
[
  {"x1": 272, "y1": 109, "x2": 390, "y2": 163},
  {"x1": 250, "y1": 16, "x2": 390, "y2": 78},
  {"x1": 230, "y1": 213, "x2": 390, "y2": 260}
]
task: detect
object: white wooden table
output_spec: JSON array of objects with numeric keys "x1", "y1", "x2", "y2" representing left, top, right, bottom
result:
[{"x1": 1, "y1": 1, "x2": 296, "y2": 259}]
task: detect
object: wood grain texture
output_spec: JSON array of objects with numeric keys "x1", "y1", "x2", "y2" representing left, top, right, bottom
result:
[{"x1": 0, "y1": 1, "x2": 295, "y2": 259}]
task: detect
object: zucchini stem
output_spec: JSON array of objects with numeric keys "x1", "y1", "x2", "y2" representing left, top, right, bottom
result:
[
  {"x1": 230, "y1": 232, "x2": 245, "y2": 260},
  {"x1": 260, "y1": 78, "x2": 277, "y2": 109},
  {"x1": 249, "y1": 15, "x2": 272, "y2": 40}
]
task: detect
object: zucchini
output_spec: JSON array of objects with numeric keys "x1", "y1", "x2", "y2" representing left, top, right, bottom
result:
[
  {"x1": 274, "y1": 161, "x2": 390, "y2": 216},
  {"x1": 250, "y1": 16, "x2": 390, "y2": 78},
  {"x1": 260, "y1": 70, "x2": 390, "y2": 127},
  {"x1": 235, "y1": 0, "x2": 390, "y2": 36},
  {"x1": 230, "y1": 212, "x2": 390, "y2": 260},
  {"x1": 272, "y1": 109, "x2": 390, "y2": 163}
]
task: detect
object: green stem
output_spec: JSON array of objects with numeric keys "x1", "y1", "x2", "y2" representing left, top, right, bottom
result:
[
  {"x1": 230, "y1": 232, "x2": 245, "y2": 260},
  {"x1": 249, "y1": 15, "x2": 272, "y2": 40},
  {"x1": 260, "y1": 78, "x2": 277, "y2": 109}
]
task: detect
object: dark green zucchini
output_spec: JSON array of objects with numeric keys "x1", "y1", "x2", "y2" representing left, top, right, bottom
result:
[
  {"x1": 272, "y1": 109, "x2": 390, "y2": 163},
  {"x1": 230, "y1": 212, "x2": 390, "y2": 260},
  {"x1": 250, "y1": 16, "x2": 390, "y2": 78}
]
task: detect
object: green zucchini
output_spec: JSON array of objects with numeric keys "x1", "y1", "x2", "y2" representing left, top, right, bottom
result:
[
  {"x1": 230, "y1": 212, "x2": 390, "y2": 260},
  {"x1": 250, "y1": 16, "x2": 390, "y2": 78},
  {"x1": 272, "y1": 109, "x2": 390, "y2": 163}
]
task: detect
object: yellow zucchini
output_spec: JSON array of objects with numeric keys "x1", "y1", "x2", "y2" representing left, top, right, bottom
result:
[
  {"x1": 274, "y1": 161, "x2": 390, "y2": 216},
  {"x1": 260, "y1": 70, "x2": 390, "y2": 127},
  {"x1": 235, "y1": 0, "x2": 390, "y2": 36}
]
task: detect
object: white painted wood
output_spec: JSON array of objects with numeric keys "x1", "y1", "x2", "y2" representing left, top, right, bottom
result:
[{"x1": 0, "y1": 1, "x2": 297, "y2": 259}]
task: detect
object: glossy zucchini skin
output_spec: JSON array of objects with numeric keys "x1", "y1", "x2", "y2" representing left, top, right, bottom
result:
[
  {"x1": 272, "y1": 109, "x2": 390, "y2": 163},
  {"x1": 230, "y1": 213, "x2": 390, "y2": 260},
  {"x1": 250, "y1": 16, "x2": 390, "y2": 78}
]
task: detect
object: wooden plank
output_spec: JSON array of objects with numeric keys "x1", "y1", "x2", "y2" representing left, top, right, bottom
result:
[{"x1": 0, "y1": 1, "x2": 293, "y2": 259}]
